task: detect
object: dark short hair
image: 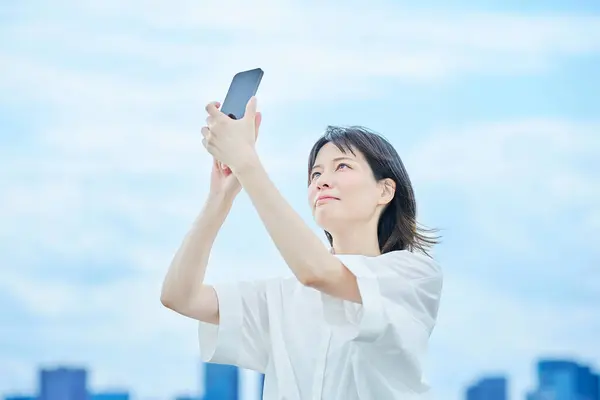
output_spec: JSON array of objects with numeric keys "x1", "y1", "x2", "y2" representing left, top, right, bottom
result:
[{"x1": 307, "y1": 125, "x2": 440, "y2": 257}]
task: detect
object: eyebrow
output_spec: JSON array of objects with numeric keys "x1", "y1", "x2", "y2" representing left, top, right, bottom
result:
[{"x1": 311, "y1": 156, "x2": 354, "y2": 171}]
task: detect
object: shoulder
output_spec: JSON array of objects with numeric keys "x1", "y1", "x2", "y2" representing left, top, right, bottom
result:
[
  {"x1": 383, "y1": 250, "x2": 442, "y2": 280},
  {"x1": 335, "y1": 250, "x2": 442, "y2": 282}
]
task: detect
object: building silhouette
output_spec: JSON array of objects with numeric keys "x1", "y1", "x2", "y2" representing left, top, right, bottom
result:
[
  {"x1": 7, "y1": 356, "x2": 596, "y2": 400},
  {"x1": 90, "y1": 392, "x2": 130, "y2": 400},
  {"x1": 465, "y1": 376, "x2": 507, "y2": 400},
  {"x1": 526, "y1": 359, "x2": 600, "y2": 400},
  {"x1": 203, "y1": 363, "x2": 239, "y2": 400},
  {"x1": 39, "y1": 367, "x2": 88, "y2": 400},
  {"x1": 259, "y1": 373, "x2": 265, "y2": 399},
  {"x1": 4, "y1": 396, "x2": 35, "y2": 400}
]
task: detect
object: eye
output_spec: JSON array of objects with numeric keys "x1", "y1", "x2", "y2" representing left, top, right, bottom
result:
[
  {"x1": 336, "y1": 163, "x2": 350, "y2": 170},
  {"x1": 310, "y1": 171, "x2": 321, "y2": 181}
]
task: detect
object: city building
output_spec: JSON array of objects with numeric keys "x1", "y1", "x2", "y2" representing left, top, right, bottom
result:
[
  {"x1": 258, "y1": 373, "x2": 265, "y2": 399},
  {"x1": 465, "y1": 375, "x2": 507, "y2": 400},
  {"x1": 4, "y1": 396, "x2": 35, "y2": 400},
  {"x1": 90, "y1": 392, "x2": 130, "y2": 400},
  {"x1": 526, "y1": 359, "x2": 600, "y2": 400},
  {"x1": 39, "y1": 367, "x2": 88, "y2": 400},
  {"x1": 203, "y1": 363, "x2": 239, "y2": 400}
]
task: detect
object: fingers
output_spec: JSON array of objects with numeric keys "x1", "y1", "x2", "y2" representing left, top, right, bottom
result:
[
  {"x1": 201, "y1": 126, "x2": 210, "y2": 150},
  {"x1": 201, "y1": 126, "x2": 210, "y2": 139},
  {"x1": 203, "y1": 129, "x2": 229, "y2": 173},
  {"x1": 205, "y1": 101, "x2": 223, "y2": 119},
  {"x1": 212, "y1": 158, "x2": 226, "y2": 171},
  {"x1": 222, "y1": 164, "x2": 232, "y2": 175}
]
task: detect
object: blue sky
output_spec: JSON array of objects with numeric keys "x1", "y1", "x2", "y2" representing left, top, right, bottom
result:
[{"x1": 1, "y1": 1, "x2": 599, "y2": 399}]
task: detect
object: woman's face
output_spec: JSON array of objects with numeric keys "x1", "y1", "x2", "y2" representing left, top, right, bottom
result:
[{"x1": 308, "y1": 142, "x2": 385, "y2": 232}]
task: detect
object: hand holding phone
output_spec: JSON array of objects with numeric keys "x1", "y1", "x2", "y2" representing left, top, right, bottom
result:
[{"x1": 216, "y1": 68, "x2": 264, "y2": 172}]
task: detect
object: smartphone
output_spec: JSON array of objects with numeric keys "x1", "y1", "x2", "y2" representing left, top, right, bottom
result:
[{"x1": 220, "y1": 68, "x2": 264, "y2": 120}]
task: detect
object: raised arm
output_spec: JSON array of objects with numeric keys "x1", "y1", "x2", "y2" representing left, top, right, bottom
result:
[
  {"x1": 201, "y1": 99, "x2": 360, "y2": 303},
  {"x1": 160, "y1": 192, "x2": 232, "y2": 324},
  {"x1": 163, "y1": 190, "x2": 274, "y2": 372},
  {"x1": 234, "y1": 155, "x2": 361, "y2": 303},
  {"x1": 162, "y1": 106, "x2": 262, "y2": 323}
]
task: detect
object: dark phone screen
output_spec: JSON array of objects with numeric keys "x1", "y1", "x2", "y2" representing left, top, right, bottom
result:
[{"x1": 220, "y1": 68, "x2": 263, "y2": 120}]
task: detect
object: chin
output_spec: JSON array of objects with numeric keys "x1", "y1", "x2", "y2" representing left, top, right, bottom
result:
[{"x1": 314, "y1": 210, "x2": 346, "y2": 232}]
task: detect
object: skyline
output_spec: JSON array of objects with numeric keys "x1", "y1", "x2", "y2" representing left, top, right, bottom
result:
[
  {"x1": 1, "y1": 0, "x2": 599, "y2": 399},
  {"x1": 5, "y1": 356, "x2": 599, "y2": 400}
]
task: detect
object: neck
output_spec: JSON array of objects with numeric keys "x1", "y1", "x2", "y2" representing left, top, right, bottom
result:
[{"x1": 330, "y1": 223, "x2": 381, "y2": 257}]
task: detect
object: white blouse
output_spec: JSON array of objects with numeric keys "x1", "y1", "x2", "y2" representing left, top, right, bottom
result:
[{"x1": 198, "y1": 250, "x2": 443, "y2": 400}]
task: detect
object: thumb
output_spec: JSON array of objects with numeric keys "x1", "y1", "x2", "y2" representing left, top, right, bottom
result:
[
  {"x1": 244, "y1": 96, "x2": 257, "y2": 121},
  {"x1": 254, "y1": 111, "x2": 262, "y2": 139}
]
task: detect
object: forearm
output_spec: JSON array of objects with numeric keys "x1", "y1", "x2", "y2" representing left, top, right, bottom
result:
[
  {"x1": 160, "y1": 195, "x2": 232, "y2": 307},
  {"x1": 235, "y1": 155, "x2": 338, "y2": 285}
]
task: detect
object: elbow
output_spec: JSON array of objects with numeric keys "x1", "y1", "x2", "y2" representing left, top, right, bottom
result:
[
  {"x1": 161, "y1": 285, "x2": 195, "y2": 314},
  {"x1": 160, "y1": 293, "x2": 171, "y2": 308},
  {"x1": 161, "y1": 294, "x2": 184, "y2": 313},
  {"x1": 297, "y1": 269, "x2": 328, "y2": 289},
  {"x1": 160, "y1": 293, "x2": 173, "y2": 309},
  {"x1": 297, "y1": 258, "x2": 340, "y2": 288},
  {"x1": 160, "y1": 286, "x2": 179, "y2": 310},
  {"x1": 298, "y1": 272, "x2": 319, "y2": 288},
  {"x1": 295, "y1": 262, "x2": 324, "y2": 287}
]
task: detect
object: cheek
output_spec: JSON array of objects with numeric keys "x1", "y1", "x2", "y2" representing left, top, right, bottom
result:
[
  {"x1": 307, "y1": 185, "x2": 318, "y2": 206},
  {"x1": 341, "y1": 175, "x2": 378, "y2": 206},
  {"x1": 340, "y1": 173, "x2": 368, "y2": 194}
]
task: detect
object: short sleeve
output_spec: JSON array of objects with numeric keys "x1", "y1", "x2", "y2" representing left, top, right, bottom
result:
[
  {"x1": 198, "y1": 279, "x2": 274, "y2": 372},
  {"x1": 321, "y1": 250, "x2": 443, "y2": 345}
]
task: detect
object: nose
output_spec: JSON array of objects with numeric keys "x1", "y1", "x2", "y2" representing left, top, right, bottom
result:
[{"x1": 315, "y1": 172, "x2": 332, "y2": 190}]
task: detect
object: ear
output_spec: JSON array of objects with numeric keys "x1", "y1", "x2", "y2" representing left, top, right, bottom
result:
[{"x1": 378, "y1": 178, "x2": 396, "y2": 206}]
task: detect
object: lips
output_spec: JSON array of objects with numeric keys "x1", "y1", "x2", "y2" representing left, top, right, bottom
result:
[{"x1": 315, "y1": 195, "x2": 340, "y2": 205}]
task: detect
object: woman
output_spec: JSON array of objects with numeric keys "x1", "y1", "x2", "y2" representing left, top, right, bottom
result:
[{"x1": 161, "y1": 97, "x2": 443, "y2": 399}]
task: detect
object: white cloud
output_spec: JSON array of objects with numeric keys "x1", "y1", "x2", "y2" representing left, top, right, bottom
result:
[
  {"x1": 61, "y1": 1, "x2": 600, "y2": 55},
  {"x1": 406, "y1": 118, "x2": 600, "y2": 253},
  {"x1": 0, "y1": 245, "x2": 282, "y2": 398},
  {"x1": 3, "y1": 3, "x2": 600, "y2": 114}
]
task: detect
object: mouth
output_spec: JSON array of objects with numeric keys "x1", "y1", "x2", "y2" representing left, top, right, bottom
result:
[{"x1": 315, "y1": 196, "x2": 340, "y2": 205}]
